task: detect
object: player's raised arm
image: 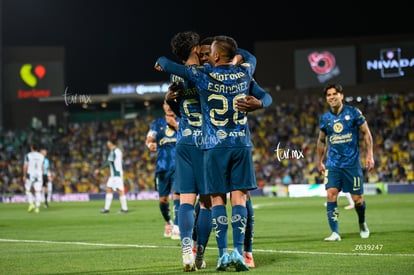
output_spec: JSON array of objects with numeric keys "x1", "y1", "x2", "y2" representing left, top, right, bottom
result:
[{"x1": 155, "y1": 57, "x2": 189, "y2": 80}]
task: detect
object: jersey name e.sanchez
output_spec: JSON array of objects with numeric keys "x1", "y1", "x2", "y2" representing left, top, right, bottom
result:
[
  {"x1": 185, "y1": 63, "x2": 253, "y2": 149},
  {"x1": 319, "y1": 104, "x2": 366, "y2": 168}
]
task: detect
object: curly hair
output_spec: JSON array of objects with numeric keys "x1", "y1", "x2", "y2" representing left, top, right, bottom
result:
[{"x1": 170, "y1": 31, "x2": 200, "y2": 62}]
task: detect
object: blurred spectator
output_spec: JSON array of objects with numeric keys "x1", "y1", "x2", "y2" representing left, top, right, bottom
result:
[{"x1": 0, "y1": 92, "x2": 413, "y2": 195}]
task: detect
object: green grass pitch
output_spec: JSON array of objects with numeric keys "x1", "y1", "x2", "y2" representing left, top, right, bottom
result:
[{"x1": 0, "y1": 193, "x2": 413, "y2": 274}]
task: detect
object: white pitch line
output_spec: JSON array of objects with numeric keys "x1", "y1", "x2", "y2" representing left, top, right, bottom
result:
[
  {"x1": 1, "y1": 238, "x2": 413, "y2": 257},
  {"x1": 252, "y1": 248, "x2": 414, "y2": 257},
  {"x1": 0, "y1": 238, "x2": 178, "y2": 250},
  {"x1": 253, "y1": 203, "x2": 278, "y2": 209}
]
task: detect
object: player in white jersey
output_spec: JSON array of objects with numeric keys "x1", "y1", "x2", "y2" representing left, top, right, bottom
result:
[
  {"x1": 94, "y1": 137, "x2": 128, "y2": 214},
  {"x1": 23, "y1": 143, "x2": 45, "y2": 213}
]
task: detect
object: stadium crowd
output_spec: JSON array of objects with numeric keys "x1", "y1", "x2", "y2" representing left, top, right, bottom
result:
[{"x1": 0, "y1": 92, "x2": 413, "y2": 196}]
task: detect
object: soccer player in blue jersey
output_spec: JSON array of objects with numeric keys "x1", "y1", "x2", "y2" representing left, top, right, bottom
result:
[
  {"x1": 94, "y1": 137, "x2": 128, "y2": 214},
  {"x1": 196, "y1": 35, "x2": 259, "y2": 268},
  {"x1": 165, "y1": 31, "x2": 212, "y2": 271},
  {"x1": 165, "y1": 32, "x2": 271, "y2": 271},
  {"x1": 189, "y1": 37, "x2": 214, "y2": 264},
  {"x1": 317, "y1": 83, "x2": 374, "y2": 241},
  {"x1": 189, "y1": 36, "x2": 215, "y2": 268},
  {"x1": 156, "y1": 35, "x2": 267, "y2": 272},
  {"x1": 145, "y1": 102, "x2": 181, "y2": 240}
]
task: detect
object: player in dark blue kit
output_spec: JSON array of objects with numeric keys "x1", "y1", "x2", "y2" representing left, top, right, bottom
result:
[
  {"x1": 145, "y1": 102, "x2": 181, "y2": 240},
  {"x1": 165, "y1": 31, "x2": 212, "y2": 271},
  {"x1": 156, "y1": 35, "x2": 266, "y2": 272},
  {"x1": 317, "y1": 83, "x2": 375, "y2": 241},
  {"x1": 197, "y1": 35, "x2": 260, "y2": 269},
  {"x1": 164, "y1": 32, "x2": 272, "y2": 271}
]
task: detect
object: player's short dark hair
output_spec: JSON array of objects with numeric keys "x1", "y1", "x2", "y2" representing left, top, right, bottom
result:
[
  {"x1": 323, "y1": 83, "x2": 343, "y2": 96},
  {"x1": 108, "y1": 136, "x2": 117, "y2": 146},
  {"x1": 171, "y1": 31, "x2": 200, "y2": 62},
  {"x1": 212, "y1": 35, "x2": 238, "y2": 61},
  {"x1": 200, "y1": 36, "x2": 214, "y2": 46},
  {"x1": 31, "y1": 143, "x2": 39, "y2": 151}
]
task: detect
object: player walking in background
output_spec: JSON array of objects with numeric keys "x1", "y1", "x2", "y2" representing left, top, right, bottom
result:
[
  {"x1": 342, "y1": 191, "x2": 355, "y2": 210},
  {"x1": 317, "y1": 83, "x2": 374, "y2": 241},
  {"x1": 23, "y1": 143, "x2": 44, "y2": 213},
  {"x1": 324, "y1": 191, "x2": 355, "y2": 210},
  {"x1": 94, "y1": 137, "x2": 128, "y2": 214},
  {"x1": 145, "y1": 102, "x2": 181, "y2": 240},
  {"x1": 40, "y1": 149, "x2": 52, "y2": 208}
]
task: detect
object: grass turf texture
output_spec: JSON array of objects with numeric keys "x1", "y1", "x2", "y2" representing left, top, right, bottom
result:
[{"x1": 0, "y1": 194, "x2": 413, "y2": 274}]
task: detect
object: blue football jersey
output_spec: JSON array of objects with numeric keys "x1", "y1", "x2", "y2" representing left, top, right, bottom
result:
[
  {"x1": 170, "y1": 74, "x2": 203, "y2": 146},
  {"x1": 157, "y1": 56, "x2": 254, "y2": 149},
  {"x1": 148, "y1": 117, "x2": 178, "y2": 172},
  {"x1": 187, "y1": 63, "x2": 254, "y2": 149},
  {"x1": 319, "y1": 104, "x2": 366, "y2": 168}
]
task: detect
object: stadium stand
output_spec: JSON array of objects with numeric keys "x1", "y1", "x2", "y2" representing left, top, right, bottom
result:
[{"x1": 0, "y1": 93, "x2": 413, "y2": 196}]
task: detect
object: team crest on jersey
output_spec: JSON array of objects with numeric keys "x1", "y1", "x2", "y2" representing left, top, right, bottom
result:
[
  {"x1": 182, "y1": 129, "x2": 192, "y2": 136},
  {"x1": 165, "y1": 126, "x2": 175, "y2": 136},
  {"x1": 333, "y1": 122, "x2": 343, "y2": 133},
  {"x1": 216, "y1": 130, "x2": 227, "y2": 139}
]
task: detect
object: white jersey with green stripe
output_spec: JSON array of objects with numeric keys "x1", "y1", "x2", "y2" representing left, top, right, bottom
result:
[{"x1": 107, "y1": 148, "x2": 123, "y2": 177}]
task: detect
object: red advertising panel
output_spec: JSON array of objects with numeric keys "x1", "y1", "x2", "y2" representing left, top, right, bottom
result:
[{"x1": 294, "y1": 46, "x2": 356, "y2": 89}]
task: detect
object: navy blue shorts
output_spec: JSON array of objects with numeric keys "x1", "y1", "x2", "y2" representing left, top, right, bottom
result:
[
  {"x1": 204, "y1": 147, "x2": 257, "y2": 195},
  {"x1": 324, "y1": 166, "x2": 364, "y2": 194},
  {"x1": 175, "y1": 144, "x2": 207, "y2": 195},
  {"x1": 155, "y1": 170, "x2": 177, "y2": 197}
]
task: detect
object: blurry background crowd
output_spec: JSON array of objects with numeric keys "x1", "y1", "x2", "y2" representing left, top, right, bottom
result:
[{"x1": 1, "y1": 92, "x2": 413, "y2": 196}]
